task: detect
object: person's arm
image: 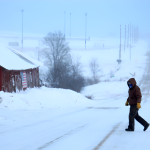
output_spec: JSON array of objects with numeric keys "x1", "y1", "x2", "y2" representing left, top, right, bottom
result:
[
  {"x1": 136, "y1": 86, "x2": 142, "y2": 109},
  {"x1": 125, "y1": 97, "x2": 129, "y2": 106}
]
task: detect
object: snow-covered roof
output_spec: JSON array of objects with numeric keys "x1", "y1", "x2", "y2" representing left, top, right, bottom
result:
[{"x1": 0, "y1": 42, "x2": 43, "y2": 70}]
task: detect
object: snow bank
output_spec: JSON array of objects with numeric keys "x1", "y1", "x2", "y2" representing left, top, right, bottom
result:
[{"x1": 0, "y1": 87, "x2": 93, "y2": 110}]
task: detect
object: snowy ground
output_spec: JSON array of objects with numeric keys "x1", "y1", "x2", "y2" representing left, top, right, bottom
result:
[{"x1": 0, "y1": 38, "x2": 150, "y2": 150}]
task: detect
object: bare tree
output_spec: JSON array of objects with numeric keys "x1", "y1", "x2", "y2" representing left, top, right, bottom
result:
[
  {"x1": 69, "y1": 57, "x2": 85, "y2": 92},
  {"x1": 42, "y1": 31, "x2": 71, "y2": 67},
  {"x1": 41, "y1": 31, "x2": 85, "y2": 92},
  {"x1": 89, "y1": 58, "x2": 101, "y2": 84},
  {"x1": 41, "y1": 31, "x2": 70, "y2": 87}
]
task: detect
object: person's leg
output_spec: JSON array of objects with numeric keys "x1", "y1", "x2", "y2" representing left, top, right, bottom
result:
[
  {"x1": 126, "y1": 105, "x2": 137, "y2": 131},
  {"x1": 135, "y1": 111, "x2": 150, "y2": 131},
  {"x1": 129, "y1": 105, "x2": 137, "y2": 130},
  {"x1": 135, "y1": 111, "x2": 147, "y2": 126}
]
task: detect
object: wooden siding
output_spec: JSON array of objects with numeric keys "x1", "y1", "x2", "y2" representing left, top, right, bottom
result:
[
  {"x1": 0, "y1": 66, "x2": 2, "y2": 91},
  {"x1": 1, "y1": 67, "x2": 39, "y2": 92}
]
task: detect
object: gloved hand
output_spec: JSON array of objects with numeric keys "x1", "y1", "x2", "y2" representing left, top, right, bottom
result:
[
  {"x1": 137, "y1": 103, "x2": 141, "y2": 109},
  {"x1": 125, "y1": 101, "x2": 129, "y2": 106}
]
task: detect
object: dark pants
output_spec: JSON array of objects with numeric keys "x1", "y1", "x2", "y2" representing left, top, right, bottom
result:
[{"x1": 129, "y1": 105, "x2": 148, "y2": 129}]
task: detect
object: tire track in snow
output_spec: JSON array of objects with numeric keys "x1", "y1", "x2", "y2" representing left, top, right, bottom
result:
[
  {"x1": 0, "y1": 108, "x2": 88, "y2": 135},
  {"x1": 87, "y1": 107, "x2": 119, "y2": 109},
  {"x1": 37, "y1": 125, "x2": 86, "y2": 150},
  {"x1": 93, "y1": 122, "x2": 121, "y2": 150}
]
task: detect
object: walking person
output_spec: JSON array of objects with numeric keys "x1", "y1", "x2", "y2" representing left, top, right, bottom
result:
[{"x1": 125, "y1": 78, "x2": 149, "y2": 131}]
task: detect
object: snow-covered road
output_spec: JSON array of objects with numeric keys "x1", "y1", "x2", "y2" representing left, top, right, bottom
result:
[
  {"x1": 1, "y1": 87, "x2": 150, "y2": 150},
  {"x1": 0, "y1": 106, "x2": 126, "y2": 150}
]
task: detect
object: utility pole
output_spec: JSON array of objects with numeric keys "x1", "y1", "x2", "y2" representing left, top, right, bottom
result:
[
  {"x1": 70, "y1": 13, "x2": 71, "y2": 39},
  {"x1": 21, "y1": 9, "x2": 24, "y2": 49},
  {"x1": 134, "y1": 27, "x2": 136, "y2": 44},
  {"x1": 85, "y1": 13, "x2": 87, "y2": 49},
  {"x1": 133, "y1": 27, "x2": 135, "y2": 44},
  {"x1": 137, "y1": 26, "x2": 139, "y2": 42},
  {"x1": 117, "y1": 25, "x2": 122, "y2": 64},
  {"x1": 135, "y1": 26, "x2": 137, "y2": 42},
  {"x1": 119, "y1": 25, "x2": 121, "y2": 59},
  {"x1": 124, "y1": 25, "x2": 126, "y2": 51},
  {"x1": 136, "y1": 26, "x2": 138, "y2": 42},
  {"x1": 130, "y1": 23, "x2": 131, "y2": 60},
  {"x1": 64, "y1": 11, "x2": 66, "y2": 37},
  {"x1": 127, "y1": 24, "x2": 129, "y2": 48},
  {"x1": 132, "y1": 25, "x2": 134, "y2": 44}
]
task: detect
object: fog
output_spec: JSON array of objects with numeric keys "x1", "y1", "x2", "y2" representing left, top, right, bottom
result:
[{"x1": 0, "y1": 0, "x2": 150, "y2": 39}]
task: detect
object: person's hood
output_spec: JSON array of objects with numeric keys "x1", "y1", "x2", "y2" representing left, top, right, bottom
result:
[{"x1": 127, "y1": 78, "x2": 136, "y2": 88}]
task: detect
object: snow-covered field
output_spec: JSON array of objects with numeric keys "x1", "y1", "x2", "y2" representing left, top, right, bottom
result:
[{"x1": 0, "y1": 38, "x2": 150, "y2": 150}]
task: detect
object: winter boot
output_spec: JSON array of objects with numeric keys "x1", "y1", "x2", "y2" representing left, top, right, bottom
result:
[
  {"x1": 125, "y1": 125, "x2": 134, "y2": 131},
  {"x1": 144, "y1": 123, "x2": 150, "y2": 131},
  {"x1": 125, "y1": 128, "x2": 134, "y2": 131}
]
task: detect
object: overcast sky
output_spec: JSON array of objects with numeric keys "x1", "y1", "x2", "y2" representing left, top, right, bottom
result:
[{"x1": 0, "y1": 0, "x2": 150, "y2": 38}]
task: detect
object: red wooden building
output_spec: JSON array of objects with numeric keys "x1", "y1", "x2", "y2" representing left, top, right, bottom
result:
[{"x1": 0, "y1": 43, "x2": 42, "y2": 92}]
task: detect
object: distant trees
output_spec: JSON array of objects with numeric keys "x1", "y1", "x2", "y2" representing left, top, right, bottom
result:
[
  {"x1": 41, "y1": 31, "x2": 85, "y2": 92},
  {"x1": 89, "y1": 58, "x2": 101, "y2": 84}
]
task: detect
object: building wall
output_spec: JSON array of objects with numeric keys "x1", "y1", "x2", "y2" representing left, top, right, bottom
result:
[
  {"x1": 2, "y1": 67, "x2": 39, "y2": 92},
  {"x1": 0, "y1": 66, "x2": 2, "y2": 91}
]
